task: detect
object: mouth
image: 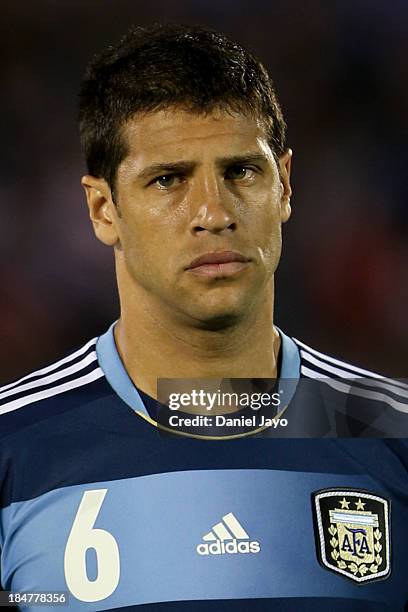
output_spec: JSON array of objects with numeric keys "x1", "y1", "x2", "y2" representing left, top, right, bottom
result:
[{"x1": 185, "y1": 251, "x2": 251, "y2": 278}]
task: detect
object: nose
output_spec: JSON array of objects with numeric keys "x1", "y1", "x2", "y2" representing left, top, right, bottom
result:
[{"x1": 189, "y1": 172, "x2": 237, "y2": 235}]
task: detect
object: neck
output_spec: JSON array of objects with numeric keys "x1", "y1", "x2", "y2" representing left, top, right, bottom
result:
[{"x1": 114, "y1": 281, "x2": 280, "y2": 400}]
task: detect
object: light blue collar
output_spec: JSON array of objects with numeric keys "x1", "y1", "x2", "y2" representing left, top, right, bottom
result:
[{"x1": 96, "y1": 321, "x2": 300, "y2": 418}]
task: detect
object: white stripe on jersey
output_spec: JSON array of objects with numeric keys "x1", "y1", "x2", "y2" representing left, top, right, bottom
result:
[
  {"x1": 299, "y1": 349, "x2": 408, "y2": 399},
  {"x1": 0, "y1": 367, "x2": 104, "y2": 416},
  {"x1": 295, "y1": 337, "x2": 408, "y2": 390},
  {"x1": 301, "y1": 365, "x2": 408, "y2": 414},
  {"x1": 0, "y1": 351, "x2": 98, "y2": 402},
  {"x1": 0, "y1": 337, "x2": 97, "y2": 393}
]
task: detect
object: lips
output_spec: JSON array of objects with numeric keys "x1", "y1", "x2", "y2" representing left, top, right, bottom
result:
[
  {"x1": 187, "y1": 251, "x2": 249, "y2": 269},
  {"x1": 185, "y1": 251, "x2": 250, "y2": 278}
]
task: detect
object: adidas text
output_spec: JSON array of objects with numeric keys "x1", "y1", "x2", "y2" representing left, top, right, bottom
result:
[{"x1": 196, "y1": 539, "x2": 261, "y2": 555}]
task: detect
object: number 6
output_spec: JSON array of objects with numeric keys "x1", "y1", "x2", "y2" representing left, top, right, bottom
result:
[{"x1": 64, "y1": 489, "x2": 120, "y2": 602}]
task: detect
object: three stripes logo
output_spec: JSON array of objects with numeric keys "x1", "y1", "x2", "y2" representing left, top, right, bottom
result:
[{"x1": 196, "y1": 512, "x2": 261, "y2": 556}]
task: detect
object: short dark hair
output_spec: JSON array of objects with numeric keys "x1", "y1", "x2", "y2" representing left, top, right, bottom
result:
[{"x1": 79, "y1": 24, "x2": 287, "y2": 191}]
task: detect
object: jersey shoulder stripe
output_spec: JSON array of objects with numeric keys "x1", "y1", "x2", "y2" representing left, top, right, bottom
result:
[
  {"x1": 0, "y1": 339, "x2": 104, "y2": 417},
  {"x1": 295, "y1": 337, "x2": 408, "y2": 414},
  {"x1": 0, "y1": 337, "x2": 97, "y2": 393},
  {"x1": 295, "y1": 337, "x2": 407, "y2": 388}
]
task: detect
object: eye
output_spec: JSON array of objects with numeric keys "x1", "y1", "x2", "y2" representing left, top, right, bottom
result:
[
  {"x1": 225, "y1": 165, "x2": 257, "y2": 181},
  {"x1": 152, "y1": 174, "x2": 183, "y2": 190}
]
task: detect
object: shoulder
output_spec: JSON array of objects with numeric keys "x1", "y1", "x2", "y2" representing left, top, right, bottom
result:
[
  {"x1": 293, "y1": 337, "x2": 408, "y2": 430},
  {"x1": 0, "y1": 337, "x2": 106, "y2": 436}
]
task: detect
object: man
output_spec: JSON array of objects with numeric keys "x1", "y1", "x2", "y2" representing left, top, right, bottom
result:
[{"x1": 0, "y1": 24, "x2": 407, "y2": 611}]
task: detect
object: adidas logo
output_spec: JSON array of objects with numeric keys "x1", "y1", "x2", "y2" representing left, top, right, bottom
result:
[{"x1": 196, "y1": 512, "x2": 261, "y2": 556}]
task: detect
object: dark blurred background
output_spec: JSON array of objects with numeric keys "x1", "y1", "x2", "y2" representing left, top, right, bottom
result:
[{"x1": 1, "y1": 0, "x2": 407, "y2": 383}]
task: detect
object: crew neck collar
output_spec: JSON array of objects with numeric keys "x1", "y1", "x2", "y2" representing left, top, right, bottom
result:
[{"x1": 96, "y1": 321, "x2": 301, "y2": 418}]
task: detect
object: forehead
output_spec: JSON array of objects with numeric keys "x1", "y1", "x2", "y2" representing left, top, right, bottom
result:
[{"x1": 120, "y1": 108, "x2": 273, "y2": 164}]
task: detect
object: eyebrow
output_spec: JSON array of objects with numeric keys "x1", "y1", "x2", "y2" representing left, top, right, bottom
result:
[
  {"x1": 136, "y1": 153, "x2": 269, "y2": 181},
  {"x1": 137, "y1": 161, "x2": 196, "y2": 181},
  {"x1": 215, "y1": 153, "x2": 269, "y2": 168}
]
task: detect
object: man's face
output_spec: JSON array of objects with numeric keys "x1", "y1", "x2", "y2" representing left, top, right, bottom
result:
[{"x1": 102, "y1": 108, "x2": 291, "y2": 327}]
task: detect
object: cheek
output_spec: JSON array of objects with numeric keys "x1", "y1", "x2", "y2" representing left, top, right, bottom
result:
[
  {"x1": 263, "y1": 226, "x2": 283, "y2": 263},
  {"x1": 245, "y1": 192, "x2": 282, "y2": 238},
  {"x1": 119, "y1": 214, "x2": 177, "y2": 281},
  {"x1": 248, "y1": 196, "x2": 283, "y2": 269}
]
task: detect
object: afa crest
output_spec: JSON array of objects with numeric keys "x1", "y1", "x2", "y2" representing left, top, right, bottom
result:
[{"x1": 312, "y1": 489, "x2": 391, "y2": 584}]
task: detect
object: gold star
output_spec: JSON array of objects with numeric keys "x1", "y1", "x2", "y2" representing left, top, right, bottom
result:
[
  {"x1": 355, "y1": 499, "x2": 366, "y2": 511},
  {"x1": 339, "y1": 498, "x2": 350, "y2": 509}
]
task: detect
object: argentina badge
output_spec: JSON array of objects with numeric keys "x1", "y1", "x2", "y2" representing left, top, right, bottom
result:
[{"x1": 312, "y1": 488, "x2": 391, "y2": 584}]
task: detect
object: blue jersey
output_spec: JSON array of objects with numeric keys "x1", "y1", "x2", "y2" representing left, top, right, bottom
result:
[{"x1": 1, "y1": 324, "x2": 407, "y2": 611}]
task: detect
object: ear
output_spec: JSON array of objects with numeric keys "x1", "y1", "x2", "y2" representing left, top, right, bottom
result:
[
  {"x1": 81, "y1": 175, "x2": 119, "y2": 246},
  {"x1": 278, "y1": 148, "x2": 292, "y2": 223}
]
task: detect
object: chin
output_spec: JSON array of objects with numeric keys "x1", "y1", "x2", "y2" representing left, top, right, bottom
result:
[
  {"x1": 188, "y1": 299, "x2": 249, "y2": 331},
  {"x1": 194, "y1": 313, "x2": 241, "y2": 331},
  {"x1": 176, "y1": 283, "x2": 261, "y2": 330}
]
